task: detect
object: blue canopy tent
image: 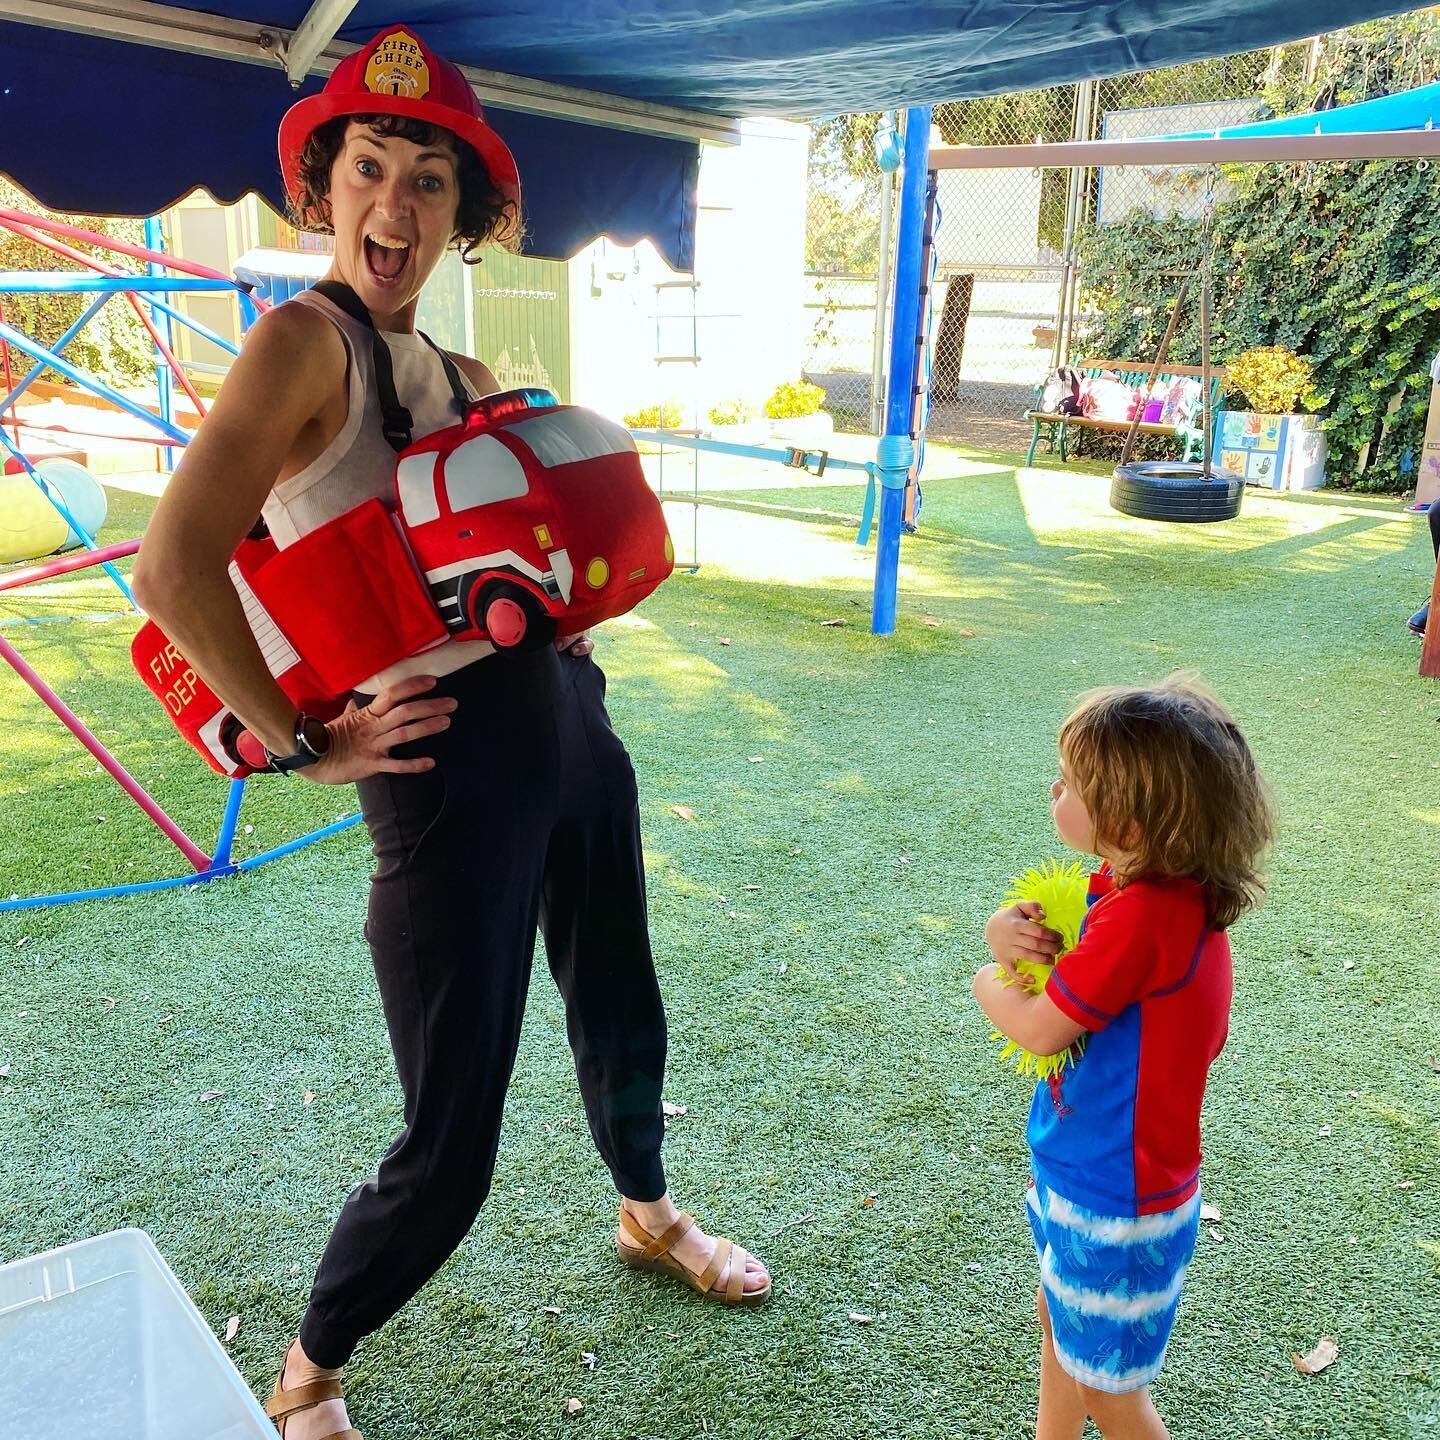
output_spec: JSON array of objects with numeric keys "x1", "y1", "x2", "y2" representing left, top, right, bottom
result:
[{"x1": 0, "y1": 0, "x2": 1429, "y2": 632}]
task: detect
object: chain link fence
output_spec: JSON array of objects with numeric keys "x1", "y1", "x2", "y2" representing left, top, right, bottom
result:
[
  {"x1": 803, "y1": 41, "x2": 1321, "y2": 451},
  {"x1": 802, "y1": 118, "x2": 891, "y2": 434}
]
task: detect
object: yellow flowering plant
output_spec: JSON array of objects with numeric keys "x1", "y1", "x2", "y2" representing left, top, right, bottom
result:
[
  {"x1": 763, "y1": 379, "x2": 825, "y2": 420},
  {"x1": 1226, "y1": 346, "x2": 1314, "y2": 415},
  {"x1": 622, "y1": 400, "x2": 684, "y2": 430}
]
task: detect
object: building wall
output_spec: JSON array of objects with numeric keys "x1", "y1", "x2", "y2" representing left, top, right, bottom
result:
[
  {"x1": 566, "y1": 117, "x2": 810, "y2": 425},
  {"x1": 935, "y1": 169, "x2": 1044, "y2": 269},
  {"x1": 160, "y1": 116, "x2": 809, "y2": 427},
  {"x1": 161, "y1": 191, "x2": 269, "y2": 377}
]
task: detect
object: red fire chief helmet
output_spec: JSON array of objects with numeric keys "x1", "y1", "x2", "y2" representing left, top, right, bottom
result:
[{"x1": 278, "y1": 26, "x2": 521, "y2": 213}]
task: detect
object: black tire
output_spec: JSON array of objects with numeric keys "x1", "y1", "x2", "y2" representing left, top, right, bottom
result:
[
  {"x1": 473, "y1": 579, "x2": 556, "y2": 653},
  {"x1": 1109, "y1": 462, "x2": 1244, "y2": 524}
]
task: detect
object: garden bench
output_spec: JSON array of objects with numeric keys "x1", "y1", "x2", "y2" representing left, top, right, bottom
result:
[{"x1": 1024, "y1": 359, "x2": 1226, "y2": 467}]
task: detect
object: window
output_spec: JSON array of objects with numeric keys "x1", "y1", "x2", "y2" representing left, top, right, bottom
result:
[
  {"x1": 397, "y1": 452, "x2": 440, "y2": 525},
  {"x1": 444, "y1": 434, "x2": 529, "y2": 512}
]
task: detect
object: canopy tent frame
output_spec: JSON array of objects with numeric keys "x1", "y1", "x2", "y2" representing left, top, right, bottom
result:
[
  {"x1": 928, "y1": 128, "x2": 1440, "y2": 170},
  {"x1": 282, "y1": 0, "x2": 358, "y2": 84}
]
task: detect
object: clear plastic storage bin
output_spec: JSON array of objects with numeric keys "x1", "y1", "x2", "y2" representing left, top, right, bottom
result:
[{"x1": 0, "y1": 1228, "x2": 273, "y2": 1439}]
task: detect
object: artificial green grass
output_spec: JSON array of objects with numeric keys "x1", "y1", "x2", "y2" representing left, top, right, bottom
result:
[{"x1": 1, "y1": 464, "x2": 1437, "y2": 1437}]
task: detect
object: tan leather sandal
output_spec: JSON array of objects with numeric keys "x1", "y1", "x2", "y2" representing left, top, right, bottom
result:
[
  {"x1": 615, "y1": 1205, "x2": 772, "y2": 1307},
  {"x1": 264, "y1": 1366, "x2": 363, "y2": 1440}
]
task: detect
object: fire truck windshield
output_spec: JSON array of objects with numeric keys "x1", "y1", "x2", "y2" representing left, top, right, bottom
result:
[{"x1": 443, "y1": 434, "x2": 530, "y2": 514}]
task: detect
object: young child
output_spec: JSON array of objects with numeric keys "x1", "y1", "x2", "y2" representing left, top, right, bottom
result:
[{"x1": 973, "y1": 678, "x2": 1274, "y2": 1440}]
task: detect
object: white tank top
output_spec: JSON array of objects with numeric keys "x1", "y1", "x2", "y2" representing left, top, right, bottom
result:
[{"x1": 260, "y1": 287, "x2": 495, "y2": 690}]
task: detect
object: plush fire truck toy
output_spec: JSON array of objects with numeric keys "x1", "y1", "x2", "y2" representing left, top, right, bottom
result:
[{"x1": 133, "y1": 389, "x2": 674, "y2": 777}]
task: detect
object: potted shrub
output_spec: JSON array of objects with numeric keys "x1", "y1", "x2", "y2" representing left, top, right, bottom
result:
[
  {"x1": 1217, "y1": 346, "x2": 1326, "y2": 490},
  {"x1": 764, "y1": 378, "x2": 833, "y2": 450},
  {"x1": 704, "y1": 398, "x2": 768, "y2": 445}
]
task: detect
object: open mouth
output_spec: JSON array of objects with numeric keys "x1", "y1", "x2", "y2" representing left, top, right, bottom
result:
[{"x1": 364, "y1": 233, "x2": 411, "y2": 283}]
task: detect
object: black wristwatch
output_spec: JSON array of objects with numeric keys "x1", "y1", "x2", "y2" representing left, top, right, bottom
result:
[{"x1": 266, "y1": 712, "x2": 332, "y2": 774}]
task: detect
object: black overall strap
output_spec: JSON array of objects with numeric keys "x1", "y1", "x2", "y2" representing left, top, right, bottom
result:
[
  {"x1": 312, "y1": 279, "x2": 469, "y2": 452},
  {"x1": 419, "y1": 331, "x2": 470, "y2": 409}
]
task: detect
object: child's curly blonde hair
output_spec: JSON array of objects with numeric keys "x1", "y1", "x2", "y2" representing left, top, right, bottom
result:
[{"x1": 1059, "y1": 675, "x2": 1275, "y2": 929}]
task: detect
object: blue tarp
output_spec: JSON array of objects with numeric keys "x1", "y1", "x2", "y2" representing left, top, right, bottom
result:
[
  {"x1": 0, "y1": 1, "x2": 1423, "y2": 264},
  {"x1": 1165, "y1": 78, "x2": 1440, "y2": 138}
]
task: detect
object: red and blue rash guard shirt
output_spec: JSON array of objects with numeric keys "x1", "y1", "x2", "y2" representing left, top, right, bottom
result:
[{"x1": 1026, "y1": 866, "x2": 1232, "y2": 1216}]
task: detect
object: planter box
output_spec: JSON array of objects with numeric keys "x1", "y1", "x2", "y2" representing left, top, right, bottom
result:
[
  {"x1": 1416, "y1": 376, "x2": 1440, "y2": 508},
  {"x1": 767, "y1": 411, "x2": 834, "y2": 451},
  {"x1": 1213, "y1": 410, "x2": 1326, "y2": 491}
]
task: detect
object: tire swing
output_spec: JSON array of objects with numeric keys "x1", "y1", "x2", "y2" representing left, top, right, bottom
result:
[{"x1": 1110, "y1": 176, "x2": 1242, "y2": 524}]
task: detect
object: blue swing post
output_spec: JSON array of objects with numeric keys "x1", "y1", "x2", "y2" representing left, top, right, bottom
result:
[{"x1": 871, "y1": 106, "x2": 932, "y2": 636}]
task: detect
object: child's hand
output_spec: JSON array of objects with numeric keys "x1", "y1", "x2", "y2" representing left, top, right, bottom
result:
[{"x1": 984, "y1": 902, "x2": 1064, "y2": 981}]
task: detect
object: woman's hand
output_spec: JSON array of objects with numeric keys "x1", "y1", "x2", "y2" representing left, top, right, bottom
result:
[
  {"x1": 983, "y1": 901, "x2": 1063, "y2": 980},
  {"x1": 555, "y1": 629, "x2": 594, "y2": 657},
  {"x1": 301, "y1": 675, "x2": 456, "y2": 785}
]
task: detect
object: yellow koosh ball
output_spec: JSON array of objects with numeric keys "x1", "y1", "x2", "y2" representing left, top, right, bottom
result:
[{"x1": 989, "y1": 858, "x2": 1090, "y2": 1081}]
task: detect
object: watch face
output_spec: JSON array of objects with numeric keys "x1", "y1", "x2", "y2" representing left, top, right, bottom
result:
[{"x1": 298, "y1": 714, "x2": 332, "y2": 759}]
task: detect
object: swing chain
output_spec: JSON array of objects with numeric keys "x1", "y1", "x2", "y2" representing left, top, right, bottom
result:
[{"x1": 1199, "y1": 165, "x2": 1219, "y2": 480}]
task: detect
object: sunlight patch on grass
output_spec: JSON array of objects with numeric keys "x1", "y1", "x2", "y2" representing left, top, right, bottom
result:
[{"x1": 673, "y1": 501, "x2": 875, "y2": 589}]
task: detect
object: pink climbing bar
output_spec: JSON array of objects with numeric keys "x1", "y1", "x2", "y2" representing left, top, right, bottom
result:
[
  {"x1": 0, "y1": 207, "x2": 271, "y2": 305},
  {"x1": 0, "y1": 630, "x2": 212, "y2": 872},
  {"x1": 2, "y1": 214, "x2": 213, "y2": 418},
  {"x1": 0, "y1": 537, "x2": 140, "y2": 595}
]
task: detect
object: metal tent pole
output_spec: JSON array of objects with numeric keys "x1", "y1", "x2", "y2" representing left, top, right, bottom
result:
[{"x1": 870, "y1": 167, "x2": 896, "y2": 436}]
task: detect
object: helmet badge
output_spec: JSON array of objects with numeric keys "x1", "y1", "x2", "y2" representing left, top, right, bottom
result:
[{"x1": 363, "y1": 29, "x2": 432, "y2": 100}]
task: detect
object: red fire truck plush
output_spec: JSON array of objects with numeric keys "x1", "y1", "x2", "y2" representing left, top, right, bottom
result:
[
  {"x1": 133, "y1": 389, "x2": 674, "y2": 776},
  {"x1": 398, "y1": 388, "x2": 674, "y2": 647}
]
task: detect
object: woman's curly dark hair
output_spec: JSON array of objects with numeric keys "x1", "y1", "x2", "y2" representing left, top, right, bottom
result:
[{"x1": 290, "y1": 112, "x2": 520, "y2": 261}]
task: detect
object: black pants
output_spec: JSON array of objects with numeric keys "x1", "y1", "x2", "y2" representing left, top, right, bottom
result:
[{"x1": 300, "y1": 647, "x2": 668, "y2": 1368}]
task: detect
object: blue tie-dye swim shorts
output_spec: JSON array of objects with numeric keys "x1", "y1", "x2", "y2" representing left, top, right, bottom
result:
[{"x1": 1026, "y1": 1176, "x2": 1201, "y2": 1394}]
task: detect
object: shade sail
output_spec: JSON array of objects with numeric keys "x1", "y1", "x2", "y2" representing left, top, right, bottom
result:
[
  {"x1": 0, "y1": 0, "x2": 1424, "y2": 266},
  {"x1": 1165, "y1": 77, "x2": 1440, "y2": 137}
]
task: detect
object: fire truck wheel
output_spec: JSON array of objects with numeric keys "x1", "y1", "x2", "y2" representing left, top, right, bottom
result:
[{"x1": 476, "y1": 580, "x2": 555, "y2": 652}]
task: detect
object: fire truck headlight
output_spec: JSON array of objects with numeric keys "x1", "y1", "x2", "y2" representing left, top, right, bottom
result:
[{"x1": 585, "y1": 557, "x2": 610, "y2": 589}]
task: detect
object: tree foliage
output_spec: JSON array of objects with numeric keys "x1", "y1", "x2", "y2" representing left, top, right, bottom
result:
[{"x1": 811, "y1": 48, "x2": 1282, "y2": 259}]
